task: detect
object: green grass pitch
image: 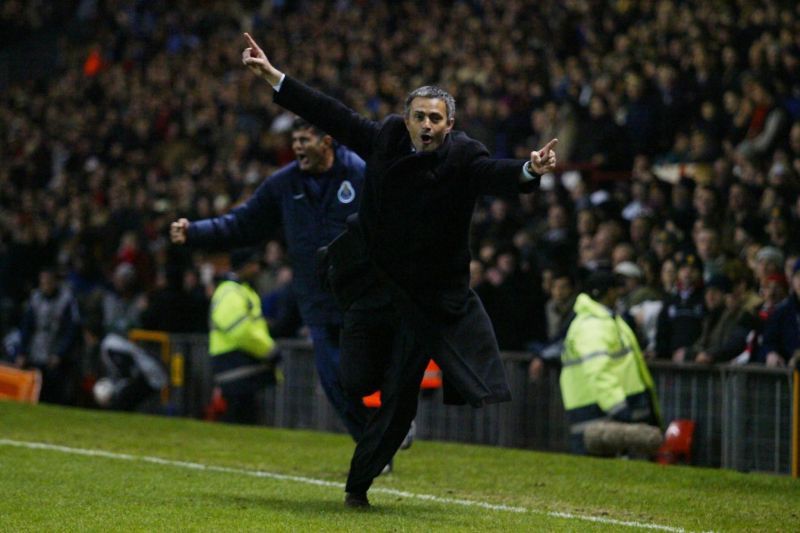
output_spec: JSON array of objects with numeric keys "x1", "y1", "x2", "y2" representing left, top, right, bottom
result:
[{"x1": 1, "y1": 401, "x2": 798, "y2": 531}]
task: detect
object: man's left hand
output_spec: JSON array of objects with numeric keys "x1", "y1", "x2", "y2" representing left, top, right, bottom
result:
[{"x1": 530, "y1": 138, "x2": 558, "y2": 174}]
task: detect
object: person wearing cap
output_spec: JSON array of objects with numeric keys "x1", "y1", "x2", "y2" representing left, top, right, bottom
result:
[
  {"x1": 613, "y1": 260, "x2": 660, "y2": 317},
  {"x1": 686, "y1": 275, "x2": 756, "y2": 364},
  {"x1": 760, "y1": 259, "x2": 800, "y2": 367},
  {"x1": 655, "y1": 253, "x2": 705, "y2": 361},
  {"x1": 560, "y1": 270, "x2": 661, "y2": 454},
  {"x1": 754, "y1": 245, "x2": 785, "y2": 287},
  {"x1": 208, "y1": 247, "x2": 280, "y2": 424}
]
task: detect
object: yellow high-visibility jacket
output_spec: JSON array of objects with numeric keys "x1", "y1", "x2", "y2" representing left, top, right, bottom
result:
[
  {"x1": 209, "y1": 280, "x2": 275, "y2": 358},
  {"x1": 561, "y1": 293, "x2": 661, "y2": 428}
]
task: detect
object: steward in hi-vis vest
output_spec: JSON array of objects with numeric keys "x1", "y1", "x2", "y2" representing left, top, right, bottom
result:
[
  {"x1": 210, "y1": 247, "x2": 279, "y2": 424},
  {"x1": 561, "y1": 270, "x2": 661, "y2": 454}
]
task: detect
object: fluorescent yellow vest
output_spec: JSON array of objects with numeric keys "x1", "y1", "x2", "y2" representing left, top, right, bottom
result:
[
  {"x1": 561, "y1": 293, "x2": 659, "y2": 420},
  {"x1": 209, "y1": 280, "x2": 275, "y2": 358}
]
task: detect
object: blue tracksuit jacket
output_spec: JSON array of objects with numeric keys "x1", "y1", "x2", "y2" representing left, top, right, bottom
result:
[{"x1": 187, "y1": 145, "x2": 365, "y2": 326}]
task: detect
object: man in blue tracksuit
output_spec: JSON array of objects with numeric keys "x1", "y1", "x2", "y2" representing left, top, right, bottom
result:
[{"x1": 170, "y1": 118, "x2": 370, "y2": 439}]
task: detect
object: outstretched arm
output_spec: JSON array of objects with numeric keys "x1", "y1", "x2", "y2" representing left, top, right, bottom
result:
[
  {"x1": 241, "y1": 33, "x2": 379, "y2": 159},
  {"x1": 170, "y1": 178, "x2": 283, "y2": 250},
  {"x1": 468, "y1": 137, "x2": 559, "y2": 197}
]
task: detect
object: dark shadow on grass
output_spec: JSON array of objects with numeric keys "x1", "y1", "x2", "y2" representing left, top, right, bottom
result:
[{"x1": 208, "y1": 493, "x2": 447, "y2": 518}]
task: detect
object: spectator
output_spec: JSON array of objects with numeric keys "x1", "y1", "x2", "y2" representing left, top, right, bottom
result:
[
  {"x1": 759, "y1": 259, "x2": 800, "y2": 368},
  {"x1": 754, "y1": 246, "x2": 785, "y2": 288},
  {"x1": 17, "y1": 267, "x2": 81, "y2": 404},
  {"x1": 655, "y1": 254, "x2": 705, "y2": 362},
  {"x1": 687, "y1": 275, "x2": 756, "y2": 364},
  {"x1": 736, "y1": 79, "x2": 788, "y2": 163},
  {"x1": 614, "y1": 261, "x2": 660, "y2": 315},
  {"x1": 694, "y1": 226, "x2": 727, "y2": 282},
  {"x1": 527, "y1": 271, "x2": 576, "y2": 382},
  {"x1": 572, "y1": 95, "x2": 624, "y2": 169},
  {"x1": 91, "y1": 329, "x2": 167, "y2": 413},
  {"x1": 738, "y1": 273, "x2": 789, "y2": 365},
  {"x1": 140, "y1": 263, "x2": 209, "y2": 333},
  {"x1": 102, "y1": 263, "x2": 147, "y2": 336}
]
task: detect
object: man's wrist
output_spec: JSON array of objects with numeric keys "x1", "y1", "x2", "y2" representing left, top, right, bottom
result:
[
  {"x1": 521, "y1": 161, "x2": 540, "y2": 182},
  {"x1": 269, "y1": 72, "x2": 286, "y2": 91}
]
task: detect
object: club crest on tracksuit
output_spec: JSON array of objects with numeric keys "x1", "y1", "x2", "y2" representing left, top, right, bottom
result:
[{"x1": 337, "y1": 180, "x2": 356, "y2": 204}]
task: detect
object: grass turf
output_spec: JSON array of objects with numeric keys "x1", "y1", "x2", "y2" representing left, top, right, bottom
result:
[{"x1": 1, "y1": 401, "x2": 798, "y2": 531}]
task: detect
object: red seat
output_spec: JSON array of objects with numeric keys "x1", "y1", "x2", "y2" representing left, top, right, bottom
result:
[
  {"x1": 203, "y1": 386, "x2": 228, "y2": 421},
  {"x1": 656, "y1": 419, "x2": 696, "y2": 464}
]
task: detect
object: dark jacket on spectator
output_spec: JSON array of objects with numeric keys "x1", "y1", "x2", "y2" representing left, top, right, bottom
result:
[
  {"x1": 19, "y1": 286, "x2": 80, "y2": 366},
  {"x1": 655, "y1": 289, "x2": 705, "y2": 358},
  {"x1": 759, "y1": 294, "x2": 800, "y2": 361},
  {"x1": 687, "y1": 305, "x2": 757, "y2": 362}
]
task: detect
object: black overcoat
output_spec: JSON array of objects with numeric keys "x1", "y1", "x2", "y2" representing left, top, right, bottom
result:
[{"x1": 275, "y1": 77, "x2": 539, "y2": 406}]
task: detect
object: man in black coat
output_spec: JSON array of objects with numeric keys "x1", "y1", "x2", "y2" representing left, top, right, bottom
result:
[{"x1": 242, "y1": 33, "x2": 558, "y2": 507}]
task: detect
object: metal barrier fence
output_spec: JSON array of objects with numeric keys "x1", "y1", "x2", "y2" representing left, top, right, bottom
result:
[{"x1": 146, "y1": 333, "x2": 797, "y2": 475}]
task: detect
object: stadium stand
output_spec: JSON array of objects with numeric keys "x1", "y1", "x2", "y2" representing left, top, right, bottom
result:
[{"x1": 1, "y1": 1, "x2": 799, "y2": 467}]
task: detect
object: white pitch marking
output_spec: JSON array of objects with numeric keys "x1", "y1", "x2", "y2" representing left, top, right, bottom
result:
[{"x1": 0, "y1": 439, "x2": 692, "y2": 531}]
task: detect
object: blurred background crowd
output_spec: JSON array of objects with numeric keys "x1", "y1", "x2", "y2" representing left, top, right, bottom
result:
[{"x1": 1, "y1": 0, "x2": 800, "y2": 404}]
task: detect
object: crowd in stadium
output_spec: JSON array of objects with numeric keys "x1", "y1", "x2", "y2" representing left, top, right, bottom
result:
[{"x1": 2, "y1": 0, "x2": 800, "y2": 404}]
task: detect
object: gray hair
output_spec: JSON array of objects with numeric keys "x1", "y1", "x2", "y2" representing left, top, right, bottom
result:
[{"x1": 404, "y1": 86, "x2": 456, "y2": 121}]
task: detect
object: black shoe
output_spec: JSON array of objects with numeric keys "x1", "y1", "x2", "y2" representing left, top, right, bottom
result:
[{"x1": 345, "y1": 492, "x2": 370, "y2": 509}]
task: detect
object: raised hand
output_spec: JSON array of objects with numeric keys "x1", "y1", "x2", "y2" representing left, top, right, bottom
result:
[
  {"x1": 530, "y1": 138, "x2": 558, "y2": 174},
  {"x1": 242, "y1": 33, "x2": 283, "y2": 86}
]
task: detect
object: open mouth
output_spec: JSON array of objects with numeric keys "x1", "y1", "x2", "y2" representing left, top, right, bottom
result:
[
  {"x1": 420, "y1": 133, "x2": 433, "y2": 145},
  {"x1": 297, "y1": 154, "x2": 309, "y2": 165}
]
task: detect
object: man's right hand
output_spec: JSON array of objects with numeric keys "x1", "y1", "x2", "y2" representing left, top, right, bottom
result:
[
  {"x1": 242, "y1": 33, "x2": 284, "y2": 86},
  {"x1": 170, "y1": 218, "x2": 190, "y2": 244}
]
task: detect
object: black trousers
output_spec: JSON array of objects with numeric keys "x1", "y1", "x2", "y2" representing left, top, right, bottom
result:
[{"x1": 340, "y1": 301, "x2": 429, "y2": 494}]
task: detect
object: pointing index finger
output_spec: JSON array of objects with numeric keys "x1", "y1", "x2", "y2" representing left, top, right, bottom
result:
[
  {"x1": 539, "y1": 138, "x2": 559, "y2": 157},
  {"x1": 243, "y1": 32, "x2": 261, "y2": 53}
]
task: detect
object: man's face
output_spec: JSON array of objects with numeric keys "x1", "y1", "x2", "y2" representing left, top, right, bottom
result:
[
  {"x1": 238, "y1": 260, "x2": 261, "y2": 284},
  {"x1": 404, "y1": 97, "x2": 453, "y2": 152},
  {"x1": 704, "y1": 287, "x2": 725, "y2": 310},
  {"x1": 551, "y1": 277, "x2": 573, "y2": 304},
  {"x1": 292, "y1": 128, "x2": 333, "y2": 173}
]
